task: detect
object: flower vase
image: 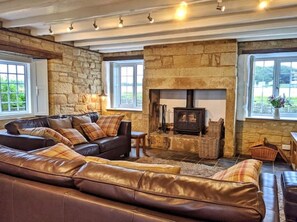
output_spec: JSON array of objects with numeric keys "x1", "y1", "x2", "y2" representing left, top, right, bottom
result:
[{"x1": 273, "y1": 108, "x2": 280, "y2": 119}]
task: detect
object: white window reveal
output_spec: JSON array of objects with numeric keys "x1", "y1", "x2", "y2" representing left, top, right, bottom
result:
[
  {"x1": 109, "y1": 60, "x2": 143, "y2": 110},
  {"x1": 249, "y1": 53, "x2": 297, "y2": 119},
  {"x1": 0, "y1": 54, "x2": 48, "y2": 119}
]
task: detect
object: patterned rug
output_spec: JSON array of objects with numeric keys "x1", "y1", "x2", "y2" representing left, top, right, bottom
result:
[{"x1": 136, "y1": 156, "x2": 285, "y2": 222}]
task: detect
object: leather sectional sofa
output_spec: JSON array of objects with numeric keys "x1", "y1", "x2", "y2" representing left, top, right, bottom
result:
[
  {"x1": 0, "y1": 145, "x2": 279, "y2": 222},
  {"x1": 0, "y1": 112, "x2": 131, "y2": 159}
]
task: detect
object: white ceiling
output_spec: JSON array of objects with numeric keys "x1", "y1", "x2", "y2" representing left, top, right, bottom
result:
[{"x1": 1, "y1": 0, "x2": 297, "y2": 53}]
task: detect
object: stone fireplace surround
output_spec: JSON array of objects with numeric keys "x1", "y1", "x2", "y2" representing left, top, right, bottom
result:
[{"x1": 142, "y1": 40, "x2": 237, "y2": 157}]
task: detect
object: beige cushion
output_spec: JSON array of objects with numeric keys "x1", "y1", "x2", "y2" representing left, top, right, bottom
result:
[
  {"x1": 72, "y1": 115, "x2": 92, "y2": 136},
  {"x1": 48, "y1": 117, "x2": 72, "y2": 130},
  {"x1": 212, "y1": 159, "x2": 262, "y2": 187},
  {"x1": 81, "y1": 123, "x2": 107, "y2": 141},
  {"x1": 84, "y1": 156, "x2": 181, "y2": 174},
  {"x1": 56, "y1": 128, "x2": 88, "y2": 145},
  {"x1": 36, "y1": 143, "x2": 85, "y2": 161},
  {"x1": 19, "y1": 127, "x2": 73, "y2": 148},
  {"x1": 96, "y1": 115, "x2": 124, "y2": 136}
]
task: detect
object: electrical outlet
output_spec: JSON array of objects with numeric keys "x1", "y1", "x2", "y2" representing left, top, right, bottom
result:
[{"x1": 282, "y1": 144, "x2": 291, "y2": 151}]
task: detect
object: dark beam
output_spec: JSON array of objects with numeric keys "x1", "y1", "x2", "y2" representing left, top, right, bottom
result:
[
  {"x1": 242, "y1": 47, "x2": 297, "y2": 54},
  {"x1": 103, "y1": 55, "x2": 143, "y2": 61},
  {"x1": 0, "y1": 40, "x2": 62, "y2": 59}
]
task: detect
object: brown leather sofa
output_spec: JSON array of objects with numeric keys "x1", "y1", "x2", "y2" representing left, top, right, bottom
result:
[
  {"x1": 0, "y1": 145, "x2": 279, "y2": 222},
  {"x1": 0, "y1": 112, "x2": 131, "y2": 159}
]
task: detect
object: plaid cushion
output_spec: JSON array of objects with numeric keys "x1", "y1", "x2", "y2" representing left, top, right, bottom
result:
[
  {"x1": 81, "y1": 123, "x2": 106, "y2": 141},
  {"x1": 56, "y1": 128, "x2": 88, "y2": 145},
  {"x1": 18, "y1": 127, "x2": 73, "y2": 148},
  {"x1": 212, "y1": 159, "x2": 262, "y2": 187},
  {"x1": 35, "y1": 143, "x2": 85, "y2": 161},
  {"x1": 96, "y1": 115, "x2": 124, "y2": 136}
]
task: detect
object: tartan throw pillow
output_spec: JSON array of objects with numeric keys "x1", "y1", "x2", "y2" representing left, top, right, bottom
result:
[
  {"x1": 212, "y1": 159, "x2": 262, "y2": 187},
  {"x1": 18, "y1": 127, "x2": 73, "y2": 148},
  {"x1": 96, "y1": 115, "x2": 124, "y2": 136},
  {"x1": 81, "y1": 123, "x2": 107, "y2": 141},
  {"x1": 56, "y1": 128, "x2": 88, "y2": 145},
  {"x1": 35, "y1": 143, "x2": 85, "y2": 161}
]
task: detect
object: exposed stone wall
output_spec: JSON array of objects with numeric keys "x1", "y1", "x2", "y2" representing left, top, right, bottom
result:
[
  {"x1": 143, "y1": 40, "x2": 238, "y2": 157},
  {"x1": 101, "y1": 51, "x2": 146, "y2": 132},
  {"x1": 237, "y1": 39, "x2": 297, "y2": 155},
  {"x1": 236, "y1": 119, "x2": 297, "y2": 155},
  {"x1": 0, "y1": 29, "x2": 102, "y2": 126}
]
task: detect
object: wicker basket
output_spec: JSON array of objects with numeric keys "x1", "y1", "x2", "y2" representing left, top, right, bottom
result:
[
  {"x1": 198, "y1": 136, "x2": 220, "y2": 159},
  {"x1": 250, "y1": 138, "x2": 278, "y2": 161},
  {"x1": 207, "y1": 118, "x2": 224, "y2": 139}
]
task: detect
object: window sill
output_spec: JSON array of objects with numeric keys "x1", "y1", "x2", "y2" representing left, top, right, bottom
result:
[
  {"x1": 0, "y1": 113, "x2": 35, "y2": 121},
  {"x1": 245, "y1": 116, "x2": 297, "y2": 122},
  {"x1": 106, "y1": 108, "x2": 142, "y2": 112}
]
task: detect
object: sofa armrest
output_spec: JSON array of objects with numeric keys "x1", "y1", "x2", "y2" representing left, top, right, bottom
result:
[
  {"x1": 118, "y1": 121, "x2": 131, "y2": 137},
  {"x1": 0, "y1": 131, "x2": 56, "y2": 151}
]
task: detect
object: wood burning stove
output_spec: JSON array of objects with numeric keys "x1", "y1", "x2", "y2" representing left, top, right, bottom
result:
[{"x1": 174, "y1": 90, "x2": 205, "y2": 135}]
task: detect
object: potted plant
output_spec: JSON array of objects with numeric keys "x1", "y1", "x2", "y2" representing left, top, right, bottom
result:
[{"x1": 268, "y1": 94, "x2": 291, "y2": 119}]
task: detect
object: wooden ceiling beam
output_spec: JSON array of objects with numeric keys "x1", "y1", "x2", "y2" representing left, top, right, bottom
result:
[{"x1": 0, "y1": 40, "x2": 62, "y2": 59}]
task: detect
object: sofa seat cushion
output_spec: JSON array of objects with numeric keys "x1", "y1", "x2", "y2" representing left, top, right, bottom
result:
[
  {"x1": 57, "y1": 128, "x2": 88, "y2": 145},
  {"x1": 84, "y1": 156, "x2": 181, "y2": 174},
  {"x1": 96, "y1": 115, "x2": 124, "y2": 136},
  {"x1": 19, "y1": 127, "x2": 73, "y2": 148},
  {"x1": 91, "y1": 136, "x2": 126, "y2": 153},
  {"x1": 212, "y1": 159, "x2": 262, "y2": 187},
  {"x1": 35, "y1": 143, "x2": 85, "y2": 161},
  {"x1": 73, "y1": 143, "x2": 100, "y2": 156},
  {"x1": 73, "y1": 163, "x2": 266, "y2": 222},
  {"x1": 0, "y1": 145, "x2": 85, "y2": 187}
]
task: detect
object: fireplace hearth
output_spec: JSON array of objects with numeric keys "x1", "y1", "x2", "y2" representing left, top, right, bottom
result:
[{"x1": 174, "y1": 90, "x2": 206, "y2": 135}]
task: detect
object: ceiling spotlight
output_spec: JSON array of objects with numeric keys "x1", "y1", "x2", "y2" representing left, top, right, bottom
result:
[
  {"x1": 93, "y1": 20, "x2": 99, "y2": 30},
  {"x1": 258, "y1": 0, "x2": 269, "y2": 9},
  {"x1": 118, "y1": 16, "x2": 124, "y2": 28},
  {"x1": 49, "y1": 26, "x2": 54, "y2": 35},
  {"x1": 175, "y1": 1, "x2": 188, "y2": 20},
  {"x1": 147, "y1": 13, "x2": 154, "y2": 23},
  {"x1": 216, "y1": 0, "x2": 225, "y2": 12},
  {"x1": 67, "y1": 23, "x2": 74, "y2": 32}
]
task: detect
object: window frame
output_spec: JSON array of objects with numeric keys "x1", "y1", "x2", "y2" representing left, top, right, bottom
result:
[
  {"x1": 109, "y1": 59, "x2": 143, "y2": 110},
  {"x1": 248, "y1": 53, "x2": 297, "y2": 119}
]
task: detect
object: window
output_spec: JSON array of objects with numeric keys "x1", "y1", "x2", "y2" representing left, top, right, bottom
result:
[
  {"x1": 0, "y1": 61, "x2": 29, "y2": 114},
  {"x1": 109, "y1": 60, "x2": 143, "y2": 110},
  {"x1": 249, "y1": 53, "x2": 297, "y2": 118},
  {"x1": 0, "y1": 55, "x2": 49, "y2": 118}
]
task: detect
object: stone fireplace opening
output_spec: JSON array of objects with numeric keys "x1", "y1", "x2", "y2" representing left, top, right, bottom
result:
[{"x1": 148, "y1": 89, "x2": 227, "y2": 154}]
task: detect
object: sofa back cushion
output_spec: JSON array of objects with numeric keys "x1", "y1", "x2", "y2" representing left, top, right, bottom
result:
[
  {"x1": 73, "y1": 163, "x2": 266, "y2": 222},
  {"x1": 0, "y1": 145, "x2": 85, "y2": 187},
  {"x1": 72, "y1": 115, "x2": 92, "y2": 136},
  {"x1": 48, "y1": 117, "x2": 72, "y2": 130}
]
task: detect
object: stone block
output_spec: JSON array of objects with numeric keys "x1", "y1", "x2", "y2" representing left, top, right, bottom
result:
[
  {"x1": 68, "y1": 94, "x2": 79, "y2": 104},
  {"x1": 50, "y1": 82, "x2": 72, "y2": 94},
  {"x1": 50, "y1": 94, "x2": 67, "y2": 105},
  {"x1": 173, "y1": 55, "x2": 201, "y2": 68},
  {"x1": 220, "y1": 53, "x2": 237, "y2": 66}
]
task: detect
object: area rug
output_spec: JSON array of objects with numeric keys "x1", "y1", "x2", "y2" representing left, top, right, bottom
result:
[{"x1": 136, "y1": 156, "x2": 285, "y2": 222}]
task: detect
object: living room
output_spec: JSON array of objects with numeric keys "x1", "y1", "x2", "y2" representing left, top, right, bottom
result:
[{"x1": 0, "y1": 0, "x2": 297, "y2": 222}]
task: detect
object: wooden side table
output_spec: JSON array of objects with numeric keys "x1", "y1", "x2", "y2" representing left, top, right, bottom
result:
[
  {"x1": 291, "y1": 132, "x2": 297, "y2": 170},
  {"x1": 131, "y1": 131, "x2": 147, "y2": 158}
]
